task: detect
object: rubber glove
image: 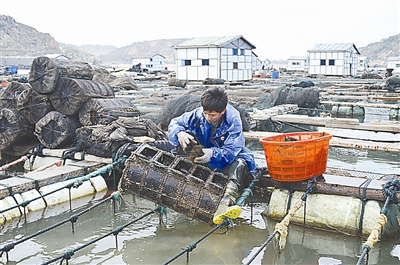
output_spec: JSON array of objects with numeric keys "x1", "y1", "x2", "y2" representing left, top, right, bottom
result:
[
  {"x1": 194, "y1": 148, "x2": 213, "y2": 164},
  {"x1": 177, "y1": 131, "x2": 197, "y2": 150}
]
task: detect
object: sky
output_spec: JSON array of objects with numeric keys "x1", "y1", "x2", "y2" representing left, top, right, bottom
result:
[{"x1": 1, "y1": 0, "x2": 399, "y2": 60}]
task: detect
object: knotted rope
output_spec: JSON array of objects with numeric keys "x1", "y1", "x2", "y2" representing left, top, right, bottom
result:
[{"x1": 356, "y1": 178, "x2": 400, "y2": 265}]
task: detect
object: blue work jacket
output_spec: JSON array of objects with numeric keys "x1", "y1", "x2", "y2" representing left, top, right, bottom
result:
[{"x1": 168, "y1": 104, "x2": 257, "y2": 173}]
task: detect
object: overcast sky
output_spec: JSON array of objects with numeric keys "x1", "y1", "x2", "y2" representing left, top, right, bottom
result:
[{"x1": 1, "y1": 0, "x2": 399, "y2": 60}]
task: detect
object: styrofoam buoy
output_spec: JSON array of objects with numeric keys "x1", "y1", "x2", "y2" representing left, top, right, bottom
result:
[
  {"x1": 90, "y1": 176, "x2": 108, "y2": 192},
  {"x1": 265, "y1": 189, "x2": 400, "y2": 237},
  {"x1": 40, "y1": 178, "x2": 95, "y2": 207},
  {"x1": 1, "y1": 196, "x2": 22, "y2": 220},
  {"x1": 21, "y1": 189, "x2": 46, "y2": 212}
]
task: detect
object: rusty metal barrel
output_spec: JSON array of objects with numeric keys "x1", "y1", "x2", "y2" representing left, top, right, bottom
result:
[{"x1": 120, "y1": 144, "x2": 228, "y2": 225}]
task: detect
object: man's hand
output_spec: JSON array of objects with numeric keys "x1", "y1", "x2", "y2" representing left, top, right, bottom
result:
[
  {"x1": 194, "y1": 148, "x2": 213, "y2": 164},
  {"x1": 177, "y1": 131, "x2": 197, "y2": 150}
]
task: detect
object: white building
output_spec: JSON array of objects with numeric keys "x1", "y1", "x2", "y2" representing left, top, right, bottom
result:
[
  {"x1": 131, "y1": 54, "x2": 166, "y2": 72},
  {"x1": 251, "y1": 51, "x2": 262, "y2": 73},
  {"x1": 358, "y1": 56, "x2": 369, "y2": 72},
  {"x1": 172, "y1": 35, "x2": 256, "y2": 81},
  {"x1": 263, "y1": 59, "x2": 271, "y2": 70},
  {"x1": 287, "y1": 56, "x2": 308, "y2": 71},
  {"x1": 387, "y1": 57, "x2": 400, "y2": 73},
  {"x1": 307, "y1": 43, "x2": 360, "y2": 76}
]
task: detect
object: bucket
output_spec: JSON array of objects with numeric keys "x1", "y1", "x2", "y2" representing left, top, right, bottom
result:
[
  {"x1": 271, "y1": 71, "x2": 279, "y2": 79},
  {"x1": 259, "y1": 132, "x2": 332, "y2": 182}
]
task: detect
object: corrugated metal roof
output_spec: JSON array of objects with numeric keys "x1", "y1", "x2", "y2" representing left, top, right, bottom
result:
[
  {"x1": 387, "y1": 56, "x2": 400, "y2": 61},
  {"x1": 288, "y1": 56, "x2": 307, "y2": 60},
  {"x1": 173, "y1": 35, "x2": 256, "y2": 49},
  {"x1": 308, "y1": 43, "x2": 360, "y2": 54}
]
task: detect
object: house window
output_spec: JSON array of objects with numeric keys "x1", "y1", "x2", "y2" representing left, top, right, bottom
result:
[
  {"x1": 181, "y1": 60, "x2": 191, "y2": 66},
  {"x1": 396, "y1": 63, "x2": 400, "y2": 68},
  {"x1": 150, "y1": 58, "x2": 153, "y2": 62},
  {"x1": 233, "y1": 62, "x2": 238, "y2": 69},
  {"x1": 320, "y1": 59, "x2": 326, "y2": 65},
  {"x1": 240, "y1": 49, "x2": 245, "y2": 55},
  {"x1": 329, "y1": 60, "x2": 335, "y2": 65},
  {"x1": 232, "y1": 48, "x2": 238, "y2": 55},
  {"x1": 202, "y1": 59, "x2": 209, "y2": 66}
]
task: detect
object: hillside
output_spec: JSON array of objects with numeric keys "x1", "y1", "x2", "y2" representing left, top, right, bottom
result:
[
  {"x1": 0, "y1": 14, "x2": 398, "y2": 68},
  {"x1": 358, "y1": 34, "x2": 399, "y2": 67}
]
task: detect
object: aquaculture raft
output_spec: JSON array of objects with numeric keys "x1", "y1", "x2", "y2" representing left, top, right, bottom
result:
[{"x1": 119, "y1": 144, "x2": 229, "y2": 225}]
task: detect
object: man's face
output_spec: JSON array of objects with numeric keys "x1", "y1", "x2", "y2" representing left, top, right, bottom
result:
[{"x1": 203, "y1": 109, "x2": 226, "y2": 125}]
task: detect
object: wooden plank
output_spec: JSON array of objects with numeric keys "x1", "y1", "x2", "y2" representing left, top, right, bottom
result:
[
  {"x1": 321, "y1": 95, "x2": 400, "y2": 101},
  {"x1": 42, "y1": 149, "x2": 113, "y2": 164},
  {"x1": 322, "y1": 91, "x2": 397, "y2": 97},
  {"x1": 253, "y1": 174, "x2": 400, "y2": 202},
  {"x1": 243, "y1": 131, "x2": 400, "y2": 152},
  {"x1": 268, "y1": 114, "x2": 400, "y2": 133},
  {"x1": 0, "y1": 160, "x2": 105, "y2": 200},
  {"x1": 249, "y1": 104, "x2": 298, "y2": 120},
  {"x1": 320, "y1": 101, "x2": 399, "y2": 109}
]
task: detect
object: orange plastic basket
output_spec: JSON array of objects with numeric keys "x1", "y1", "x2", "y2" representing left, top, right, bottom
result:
[{"x1": 259, "y1": 132, "x2": 332, "y2": 182}]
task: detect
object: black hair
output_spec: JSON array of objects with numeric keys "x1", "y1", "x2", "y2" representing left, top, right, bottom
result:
[{"x1": 200, "y1": 87, "x2": 228, "y2": 113}]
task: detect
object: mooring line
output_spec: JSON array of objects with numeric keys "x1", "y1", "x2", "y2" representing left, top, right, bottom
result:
[
  {"x1": 356, "y1": 178, "x2": 400, "y2": 265},
  {"x1": 0, "y1": 156, "x2": 127, "y2": 218},
  {"x1": 0, "y1": 144, "x2": 43, "y2": 172},
  {"x1": 164, "y1": 173, "x2": 262, "y2": 265},
  {"x1": 243, "y1": 177, "x2": 316, "y2": 264},
  {"x1": 163, "y1": 219, "x2": 231, "y2": 265},
  {"x1": 40, "y1": 205, "x2": 162, "y2": 265},
  {"x1": 0, "y1": 191, "x2": 120, "y2": 263}
]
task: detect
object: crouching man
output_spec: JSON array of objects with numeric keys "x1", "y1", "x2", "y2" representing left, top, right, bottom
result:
[{"x1": 168, "y1": 87, "x2": 257, "y2": 224}]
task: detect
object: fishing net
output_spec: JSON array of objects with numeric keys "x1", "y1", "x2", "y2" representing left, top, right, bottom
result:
[
  {"x1": 17, "y1": 85, "x2": 54, "y2": 124},
  {"x1": 73, "y1": 117, "x2": 167, "y2": 157},
  {"x1": 0, "y1": 81, "x2": 28, "y2": 109},
  {"x1": 159, "y1": 94, "x2": 251, "y2": 131},
  {"x1": 274, "y1": 86, "x2": 321, "y2": 109},
  {"x1": 35, "y1": 111, "x2": 80, "y2": 149},
  {"x1": 0, "y1": 108, "x2": 33, "y2": 151},
  {"x1": 50, "y1": 77, "x2": 115, "y2": 116},
  {"x1": 78, "y1": 98, "x2": 140, "y2": 126},
  {"x1": 167, "y1": 78, "x2": 187, "y2": 88},
  {"x1": 28, "y1": 56, "x2": 94, "y2": 94}
]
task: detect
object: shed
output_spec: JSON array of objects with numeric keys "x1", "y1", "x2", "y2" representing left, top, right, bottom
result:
[
  {"x1": 172, "y1": 35, "x2": 256, "y2": 81},
  {"x1": 287, "y1": 56, "x2": 308, "y2": 71},
  {"x1": 307, "y1": 43, "x2": 360, "y2": 76},
  {"x1": 387, "y1": 57, "x2": 400, "y2": 73},
  {"x1": 251, "y1": 51, "x2": 262, "y2": 73},
  {"x1": 263, "y1": 59, "x2": 271, "y2": 70},
  {"x1": 131, "y1": 54, "x2": 166, "y2": 72},
  {"x1": 358, "y1": 56, "x2": 369, "y2": 72}
]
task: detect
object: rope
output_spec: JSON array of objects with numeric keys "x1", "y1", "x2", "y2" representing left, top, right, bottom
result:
[
  {"x1": 355, "y1": 178, "x2": 373, "y2": 236},
  {"x1": 243, "y1": 177, "x2": 317, "y2": 263},
  {"x1": 0, "y1": 155, "x2": 29, "y2": 171},
  {"x1": 274, "y1": 199, "x2": 304, "y2": 251},
  {"x1": 163, "y1": 219, "x2": 231, "y2": 265},
  {"x1": 356, "y1": 179, "x2": 400, "y2": 265},
  {"x1": 41, "y1": 206, "x2": 159, "y2": 265},
  {"x1": 0, "y1": 191, "x2": 120, "y2": 262}
]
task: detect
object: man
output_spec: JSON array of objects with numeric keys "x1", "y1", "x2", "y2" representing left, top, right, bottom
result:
[{"x1": 168, "y1": 87, "x2": 257, "y2": 225}]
